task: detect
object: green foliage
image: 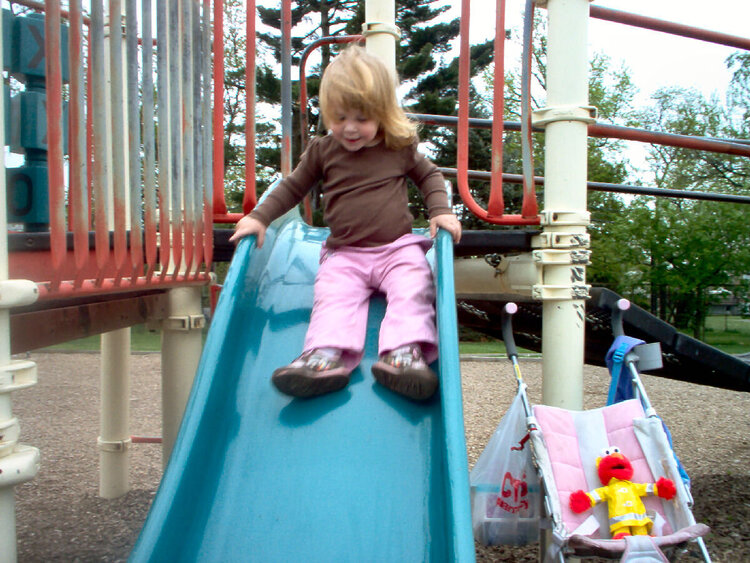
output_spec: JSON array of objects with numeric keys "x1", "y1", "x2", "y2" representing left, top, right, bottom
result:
[
  {"x1": 704, "y1": 316, "x2": 750, "y2": 355},
  {"x1": 473, "y1": 17, "x2": 635, "y2": 234},
  {"x1": 220, "y1": 0, "x2": 480, "y2": 215},
  {"x1": 217, "y1": 3, "x2": 750, "y2": 342},
  {"x1": 600, "y1": 196, "x2": 750, "y2": 336},
  {"x1": 597, "y1": 58, "x2": 750, "y2": 336}
]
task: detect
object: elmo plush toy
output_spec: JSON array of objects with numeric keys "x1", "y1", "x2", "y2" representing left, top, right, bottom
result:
[{"x1": 569, "y1": 446, "x2": 677, "y2": 539}]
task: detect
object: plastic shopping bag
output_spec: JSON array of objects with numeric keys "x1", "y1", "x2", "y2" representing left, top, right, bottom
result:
[{"x1": 470, "y1": 388, "x2": 540, "y2": 546}]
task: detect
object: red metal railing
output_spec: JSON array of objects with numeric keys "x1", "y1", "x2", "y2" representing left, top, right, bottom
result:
[
  {"x1": 43, "y1": 1, "x2": 66, "y2": 288},
  {"x1": 9, "y1": 0, "x2": 214, "y2": 300},
  {"x1": 9, "y1": 0, "x2": 750, "y2": 304},
  {"x1": 457, "y1": 0, "x2": 539, "y2": 225},
  {"x1": 297, "y1": 35, "x2": 364, "y2": 222},
  {"x1": 450, "y1": 1, "x2": 750, "y2": 225},
  {"x1": 298, "y1": 35, "x2": 365, "y2": 152},
  {"x1": 244, "y1": 0, "x2": 257, "y2": 215},
  {"x1": 589, "y1": 5, "x2": 750, "y2": 51},
  {"x1": 585, "y1": 6, "x2": 750, "y2": 157},
  {"x1": 209, "y1": 0, "x2": 750, "y2": 232},
  {"x1": 211, "y1": 0, "x2": 229, "y2": 221}
]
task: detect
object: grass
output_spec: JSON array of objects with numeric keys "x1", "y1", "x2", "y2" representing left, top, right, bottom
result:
[
  {"x1": 40, "y1": 316, "x2": 750, "y2": 356},
  {"x1": 703, "y1": 315, "x2": 750, "y2": 355},
  {"x1": 42, "y1": 324, "x2": 166, "y2": 352},
  {"x1": 458, "y1": 340, "x2": 537, "y2": 356},
  {"x1": 458, "y1": 340, "x2": 507, "y2": 355}
]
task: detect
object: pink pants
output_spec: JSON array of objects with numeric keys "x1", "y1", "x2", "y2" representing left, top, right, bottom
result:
[{"x1": 304, "y1": 233, "x2": 438, "y2": 371}]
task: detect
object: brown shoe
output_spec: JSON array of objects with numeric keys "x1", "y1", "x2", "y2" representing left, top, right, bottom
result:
[
  {"x1": 272, "y1": 350, "x2": 350, "y2": 398},
  {"x1": 371, "y1": 345, "x2": 438, "y2": 401}
]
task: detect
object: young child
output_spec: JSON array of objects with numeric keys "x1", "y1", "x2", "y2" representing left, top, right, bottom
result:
[{"x1": 229, "y1": 45, "x2": 461, "y2": 401}]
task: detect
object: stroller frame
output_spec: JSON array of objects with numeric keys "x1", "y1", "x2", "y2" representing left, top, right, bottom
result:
[{"x1": 499, "y1": 301, "x2": 712, "y2": 562}]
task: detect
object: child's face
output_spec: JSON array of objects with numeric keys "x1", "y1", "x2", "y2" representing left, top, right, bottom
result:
[{"x1": 328, "y1": 107, "x2": 380, "y2": 152}]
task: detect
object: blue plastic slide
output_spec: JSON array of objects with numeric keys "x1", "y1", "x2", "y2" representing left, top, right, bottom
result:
[{"x1": 130, "y1": 207, "x2": 475, "y2": 562}]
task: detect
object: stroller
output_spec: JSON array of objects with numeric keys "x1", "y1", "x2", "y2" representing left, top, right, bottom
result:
[{"x1": 470, "y1": 301, "x2": 711, "y2": 562}]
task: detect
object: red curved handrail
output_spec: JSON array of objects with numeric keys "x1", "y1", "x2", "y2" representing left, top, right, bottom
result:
[
  {"x1": 243, "y1": 0, "x2": 257, "y2": 215},
  {"x1": 457, "y1": 0, "x2": 540, "y2": 226},
  {"x1": 298, "y1": 35, "x2": 365, "y2": 222},
  {"x1": 299, "y1": 35, "x2": 365, "y2": 151}
]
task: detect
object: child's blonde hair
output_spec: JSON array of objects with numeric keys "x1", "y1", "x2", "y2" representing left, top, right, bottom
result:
[{"x1": 319, "y1": 45, "x2": 417, "y2": 150}]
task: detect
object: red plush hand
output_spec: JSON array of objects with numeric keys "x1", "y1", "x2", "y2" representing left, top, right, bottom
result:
[
  {"x1": 569, "y1": 490, "x2": 593, "y2": 513},
  {"x1": 656, "y1": 477, "x2": 677, "y2": 500}
]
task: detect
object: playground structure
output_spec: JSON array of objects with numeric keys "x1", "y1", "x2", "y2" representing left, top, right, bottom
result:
[{"x1": 0, "y1": 0, "x2": 748, "y2": 561}]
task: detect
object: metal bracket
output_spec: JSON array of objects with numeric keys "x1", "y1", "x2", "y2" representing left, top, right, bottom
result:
[
  {"x1": 361, "y1": 22, "x2": 401, "y2": 40},
  {"x1": 532, "y1": 104, "x2": 597, "y2": 127},
  {"x1": 0, "y1": 417, "x2": 20, "y2": 457},
  {"x1": 531, "y1": 283, "x2": 591, "y2": 300},
  {"x1": 0, "y1": 279, "x2": 39, "y2": 309},
  {"x1": 539, "y1": 210, "x2": 590, "y2": 227},
  {"x1": 0, "y1": 444, "x2": 40, "y2": 488},
  {"x1": 533, "y1": 232, "x2": 590, "y2": 249},
  {"x1": 630, "y1": 342, "x2": 664, "y2": 372},
  {"x1": 97, "y1": 436, "x2": 132, "y2": 452},
  {"x1": 532, "y1": 249, "x2": 591, "y2": 266},
  {"x1": 164, "y1": 314, "x2": 206, "y2": 332},
  {"x1": 534, "y1": 0, "x2": 596, "y2": 9},
  {"x1": 0, "y1": 360, "x2": 37, "y2": 393}
]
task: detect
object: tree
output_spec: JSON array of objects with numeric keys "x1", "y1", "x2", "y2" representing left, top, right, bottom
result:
[
  {"x1": 472, "y1": 14, "x2": 637, "y2": 245},
  {"x1": 599, "y1": 73, "x2": 750, "y2": 337},
  {"x1": 235, "y1": 0, "x2": 492, "y2": 226}
]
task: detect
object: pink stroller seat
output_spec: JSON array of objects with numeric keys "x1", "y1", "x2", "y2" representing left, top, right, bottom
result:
[{"x1": 530, "y1": 399, "x2": 709, "y2": 561}]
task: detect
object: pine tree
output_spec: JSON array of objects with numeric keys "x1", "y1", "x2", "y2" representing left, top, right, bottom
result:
[{"x1": 224, "y1": 1, "x2": 495, "y2": 223}]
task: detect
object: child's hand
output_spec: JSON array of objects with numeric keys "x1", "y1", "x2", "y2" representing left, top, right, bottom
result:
[
  {"x1": 229, "y1": 215, "x2": 267, "y2": 248},
  {"x1": 430, "y1": 214, "x2": 462, "y2": 243}
]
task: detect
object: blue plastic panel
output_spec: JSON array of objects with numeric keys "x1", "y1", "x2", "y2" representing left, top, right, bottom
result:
[
  {"x1": 2, "y1": 9, "x2": 14, "y2": 71},
  {"x1": 6, "y1": 162, "x2": 49, "y2": 225},
  {"x1": 9, "y1": 90, "x2": 69, "y2": 153},
  {"x1": 11, "y1": 13, "x2": 69, "y2": 82}
]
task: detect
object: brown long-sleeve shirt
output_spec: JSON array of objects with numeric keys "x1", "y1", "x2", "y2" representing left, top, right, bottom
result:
[{"x1": 249, "y1": 135, "x2": 452, "y2": 248}]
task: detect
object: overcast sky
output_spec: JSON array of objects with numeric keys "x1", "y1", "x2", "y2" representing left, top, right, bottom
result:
[{"x1": 446, "y1": 0, "x2": 749, "y2": 106}]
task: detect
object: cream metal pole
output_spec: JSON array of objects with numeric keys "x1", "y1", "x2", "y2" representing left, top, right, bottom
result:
[
  {"x1": 98, "y1": 0, "x2": 132, "y2": 499},
  {"x1": 99, "y1": 328, "x2": 132, "y2": 498},
  {"x1": 0, "y1": 8, "x2": 40, "y2": 560},
  {"x1": 161, "y1": 286, "x2": 205, "y2": 464},
  {"x1": 363, "y1": 0, "x2": 399, "y2": 73},
  {"x1": 538, "y1": 0, "x2": 593, "y2": 410}
]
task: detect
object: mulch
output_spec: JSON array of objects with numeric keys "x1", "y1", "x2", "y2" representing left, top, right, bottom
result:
[{"x1": 10, "y1": 353, "x2": 749, "y2": 561}]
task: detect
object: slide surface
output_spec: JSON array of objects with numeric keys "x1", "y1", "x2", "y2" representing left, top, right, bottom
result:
[{"x1": 130, "y1": 209, "x2": 475, "y2": 562}]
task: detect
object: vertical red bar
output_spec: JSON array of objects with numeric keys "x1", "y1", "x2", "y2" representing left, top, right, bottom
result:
[
  {"x1": 202, "y1": 0, "x2": 214, "y2": 275},
  {"x1": 192, "y1": 0, "x2": 204, "y2": 280},
  {"x1": 156, "y1": 0, "x2": 171, "y2": 281},
  {"x1": 487, "y1": 0, "x2": 506, "y2": 217},
  {"x1": 181, "y1": 1, "x2": 195, "y2": 280},
  {"x1": 45, "y1": 0, "x2": 66, "y2": 289},
  {"x1": 169, "y1": 2, "x2": 183, "y2": 281},
  {"x1": 127, "y1": 0, "x2": 144, "y2": 283},
  {"x1": 520, "y1": 0, "x2": 538, "y2": 218},
  {"x1": 142, "y1": 0, "x2": 158, "y2": 281},
  {"x1": 91, "y1": 1, "x2": 111, "y2": 286},
  {"x1": 86, "y1": 28, "x2": 94, "y2": 232},
  {"x1": 110, "y1": 0, "x2": 127, "y2": 285},
  {"x1": 212, "y1": 0, "x2": 227, "y2": 216},
  {"x1": 69, "y1": 0, "x2": 89, "y2": 288},
  {"x1": 279, "y1": 0, "x2": 292, "y2": 178},
  {"x1": 455, "y1": 0, "x2": 480, "y2": 219},
  {"x1": 242, "y1": 0, "x2": 257, "y2": 215}
]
